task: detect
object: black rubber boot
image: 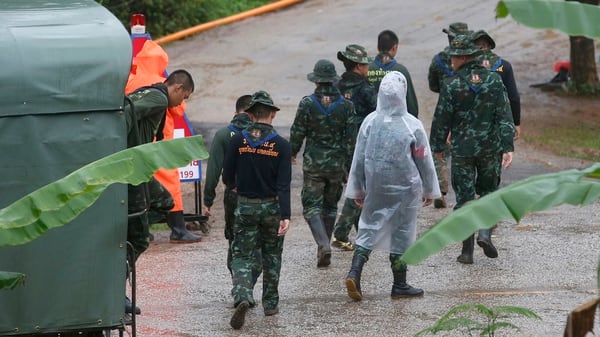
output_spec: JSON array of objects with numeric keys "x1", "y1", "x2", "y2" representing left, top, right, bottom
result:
[
  {"x1": 230, "y1": 300, "x2": 248, "y2": 329},
  {"x1": 345, "y1": 254, "x2": 367, "y2": 301},
  {"x1": 477, "y1": 229, "x2": 498, "y2": 258},
  {"x1": 167, "y1": 211, "x2": 202, "y2": 244},
  {"x1": 307, "y1": 215, "x2": 331, "y2": 268},
  {"x1": 322, "y1": 216, "x2": 336, "y2": 242},
  {"x1": 457, "y1": 234, "x2": 474, "y2": 264},
  {"x1": 391, "y1": 270, "x2": 424, "y2": 298},
  {"x1": 125, "y1": 296, "x2": 141, "y2": 315}
]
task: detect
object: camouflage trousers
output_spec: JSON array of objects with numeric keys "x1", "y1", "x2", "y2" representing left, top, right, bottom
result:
[
  {"x1": 353, "y1": 245, "x2": 407, "y2": 273},
  {"x1": 301, "y1": 170, "x2": 345, "y2": 219},
  {"x1": 224, "y1": 189, "x2": 263, "y2": 285},
  {"x1": 231, "y1": 198, "x2": 284, "y2": 310},
  {"x1": 434, "y1": 146, "x2": 451, "y2": 195},
  {"x1": 224, "y1": 188, "x2": 238, "y2": 241},
  {"x1": 332, "y1": 197, "x2": 361, "y2": 242},
  {"x1": 451, "y1": 154, "x2": 501, "y2": 210},
  {"x1": 127, "y1": 177, "x2": 174, "y2": 261}
]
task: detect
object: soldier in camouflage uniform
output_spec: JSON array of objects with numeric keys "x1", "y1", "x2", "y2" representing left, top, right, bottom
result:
[
  {"x1": 125, "y1": 69, "x2": 195, "y2": 314},
  {"x1": 290, "y1": 59, "x2": 356, "y2": 268},
  {"x1": 427, "y1": 22, "x2": 471, "y2": 209},
  {"x1": 223, "y1": 91, "x2": 291, "y2": 329},
  {"x1": 368, "y1": 29, "x2": 419, "y2": 117},
  {"x1": 332, "y1": 44, "x2": 378, "y2": 251},
  {"x1": 125, "y1": 69, "x2": 195, "y2": 260},
  {"x1": 472, "y1": 30, "x2": 522, "y2": 140},
  {"x1": 203, "y1": 95, "x2": 262, "y2": 287},
  {"x1": 430, "y1": 35, "x2": 515, "y2": 265}
]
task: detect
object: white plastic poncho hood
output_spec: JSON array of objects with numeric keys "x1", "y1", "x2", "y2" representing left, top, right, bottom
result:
[{"x1": 345, "y1": 71, "x2": 440, "y2": 254}]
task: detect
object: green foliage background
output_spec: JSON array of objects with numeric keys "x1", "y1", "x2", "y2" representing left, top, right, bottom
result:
[{"x1": 96, "y1": 0, "x2": 272, "y2": 37}]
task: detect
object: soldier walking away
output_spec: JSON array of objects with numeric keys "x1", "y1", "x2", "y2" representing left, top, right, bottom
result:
[
  {"x1": 427, "y1": 22, "x2": 472, "y2": 209},
  {"x1": 344, "y1": 71, "x2": 440, "y2": 301},
  {"x1": 332, "y1": 44, "x2": 378, "y2": 251},
  {"x1": 472, "y1": 30, "x2": 522, "y2": 140},
  {"x1": 368, "y1": 29, "x2": 419, "y2": 118},
  {"x1": 429, "y1": 35, "x2": 514, "y2": 265},
  {"x1": 223, "y1": 91, "x2": 291, "y2": 329},
  {"x1": 290, "y1": 59, "x2": 356, "y2": 268},
  {"x1": 203, "y1": 95, "x2": 262, "y2": 286}
]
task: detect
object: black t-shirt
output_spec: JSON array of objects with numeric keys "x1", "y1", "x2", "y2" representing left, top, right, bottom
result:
[{"x1": 222, "y1": 122, "x2": 292, "y2": 219}]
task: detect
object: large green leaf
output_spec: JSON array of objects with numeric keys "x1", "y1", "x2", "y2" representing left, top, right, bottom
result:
[
  {"x1": 0, "y1": 135, "x2": 208, "y2": 247},
  {"x1": 402, "y1": 163, "x2": 600, "y2": 265},
  {"x1": 0, "y1": 136, "x2": 208, "y2": 290},
  {"x1": 0, "y1": 272, "x2": 25, "y2": 291},
  {"x1": 497, "y1": 0, "x2": 600, "y2": 39}
]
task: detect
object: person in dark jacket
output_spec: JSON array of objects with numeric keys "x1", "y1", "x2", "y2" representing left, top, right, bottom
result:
[
  {"x1": 203, "y1": 95, "x2": 262, "y2": 286},
  {"x1": 223, "y1": 91, "x2": 291, "y2": 329},
  {"x1": 332, "y1": 44, "x2": 378, "y2": 251},
  {"x1": 472, "y1": 30, "x2": 521, "y2": 140},
  {"x1": 368, "y1": 29, "x2": 419, "y2": 117}
]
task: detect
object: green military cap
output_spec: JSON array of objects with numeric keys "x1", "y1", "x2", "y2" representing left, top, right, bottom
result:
[
  {"x1": 447, "y1": 34, "x2": 481, "y2": 56},
  {"x1": 245, "y1": 90, "x2": 280, "y2": 112},
  {"x1": 442, "y1": 22, "x2": 469, "y2": 36},
  {"x1": 337, "y1": 44, "x2": 370, "y2": 64},
  {"x1": 471, "y1": 30, "x2": 496, "y2": 49},
  {"x1": 307, "y1": 59, "x2": 340, "y2": 83}
]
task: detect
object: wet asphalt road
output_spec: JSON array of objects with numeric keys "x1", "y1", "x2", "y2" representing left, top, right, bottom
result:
[
  {"x1": 131, "y1": 151, "x2": 599, "y2": 337},
  {"x1": 128, "y1": 1, "x2": 598, "y2": 336}
]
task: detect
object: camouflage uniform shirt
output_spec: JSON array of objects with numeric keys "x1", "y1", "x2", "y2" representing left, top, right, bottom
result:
[
  {"x1": 430, "y1": 61, "x2": 515, "y2": 157},
  {"x1": 125, "y1": 83, "x2": 168, "y2": 148},
  {"x1": 427, "y1": 49, "x2": 454, "y2": 94},
  {"x1": 368, "y1": 53, "x2": 419, "y2": 117},
  {"x1": 336, "y1": 70, "x2": 377, "y2": 124},
  {"x1": 204, "y1": 113, "x2": 253, "y2": 208},
  {"x1": 476, "y1": 50, "x2": 521, "y2": 126},
  {"x1": 290, "y1": 85, "x2": 356, "y2": 173}
]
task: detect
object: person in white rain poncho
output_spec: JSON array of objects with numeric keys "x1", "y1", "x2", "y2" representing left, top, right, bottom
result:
[{"x1": 344, "y1": 71, "x2": 440, "y2": 301}]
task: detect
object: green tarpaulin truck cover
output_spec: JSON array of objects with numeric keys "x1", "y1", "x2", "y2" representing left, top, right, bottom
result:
[{"x1": 0, "y1": 1, "x2": 132, "y2": 335}]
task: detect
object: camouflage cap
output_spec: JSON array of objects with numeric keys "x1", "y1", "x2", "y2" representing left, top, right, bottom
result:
[
  {"x1": 337, "y1": 44, "x2": 370, "y2": 64},
  {"x1": 471, "y1": 30, "x2": 496, "y2": 50},
  {"x1": 442, "y1": 22, "x2": 469, "y2": 36},
  {"x1": 307, "y1": 59, "x2": 340, "y2": 83},
  {"x1": 245, "y1": 90, "x2": 280, "y2": 112},
  {"x1": 447, "y1": 34, "x2": 481, "y2": 56}
]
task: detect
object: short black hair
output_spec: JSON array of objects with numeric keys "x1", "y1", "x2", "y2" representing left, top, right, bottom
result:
[
  {"x1": 342, "y1": 59, "x2": 358, "y2": 72},
  {"x1": 236, "y1": 95, "x2": 252, "y2": 113},
  {"x1": 248, "y1": 104, "x2": 275, "y2": 119},
  {"x1": 377, "y1": 30, "x2": 398, "y2": 53},
  {"x1": 165, "y1": 69, "x2": 194, "y2": 92}
]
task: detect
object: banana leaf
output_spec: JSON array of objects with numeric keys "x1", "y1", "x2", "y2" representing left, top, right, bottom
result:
[
  {"x1": 0, "y1": 272, "x2": 25, "y2": 290},
  {"x1": 497, "y1": 0, "x2": 600, "y2": 39},
  {"x1": 402, "y1": 163, "x2": 600, "y2": 265},
  {"x1": 0, "y1": 135, "x2": 208, "y2": 289},
  {"x1": 0, "y1": 135, "x2": 208, "y2": 247}
]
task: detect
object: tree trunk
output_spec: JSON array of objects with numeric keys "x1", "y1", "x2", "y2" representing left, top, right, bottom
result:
[
  {"x1": 567, "y1": 0, "x2": 599, "y2": 92},
  {"x1": 569, "y1": 36, "x2": 599, "y2": 85}
]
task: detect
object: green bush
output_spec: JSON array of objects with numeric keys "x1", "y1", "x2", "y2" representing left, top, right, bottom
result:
[
  {"x1": 414, "y1": 304, "x2": 541, "y2": 337},
  {"x1": 96, "y1": 0, "x2": 272, "y2": 38}
]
